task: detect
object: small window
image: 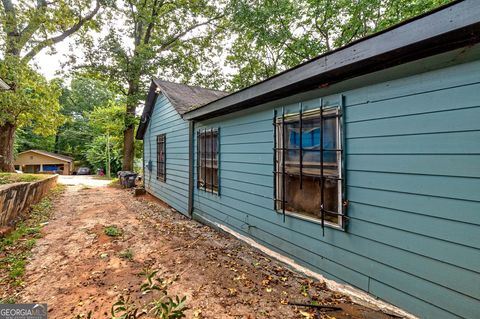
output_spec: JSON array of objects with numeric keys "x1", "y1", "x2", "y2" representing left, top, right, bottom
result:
[
  {"x1": 275, "y1": 106, "x2": 346, "y2": 228},
  {"x1": 157, "y1": 134, "x2": 166, "y2": 181},
  {"x1": 197, "y1": 128, "x2": 219, "y2": 193}
]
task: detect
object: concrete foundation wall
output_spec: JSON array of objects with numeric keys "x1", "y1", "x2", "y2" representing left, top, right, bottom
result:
[{"x1": 0, "y1": 175, "x2": 58, "y2": 226}]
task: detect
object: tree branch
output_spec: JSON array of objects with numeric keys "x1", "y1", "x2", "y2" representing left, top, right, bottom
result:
[
  {"x1": 158, "y1": 15, "x2": 223, "y2": 52},
  {"x1": 2, "y1": 0, "x2": 21, "y2": 55},
  {"x1": 143, "y1": 0, "x2": 161, "y2": 45},
  {"x1": 21, "y1": 0, "x2": 100, "y2": 62},
  {"x1": 17, "y1": 0, "x2": 48, "y2": 50},
  {"x1": 1, "y1": 0, "x2": 19, "y2": 33}
]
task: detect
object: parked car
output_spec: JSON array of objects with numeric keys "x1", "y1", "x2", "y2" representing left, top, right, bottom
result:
[{"x1": 76, "y1": 167, "x2": 91, "y2": 175}]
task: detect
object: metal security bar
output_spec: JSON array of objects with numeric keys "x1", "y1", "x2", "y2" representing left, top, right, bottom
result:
[
  {"x1": 197, "y1": 128, "x2": 219, "y2": 193},
  {"x1": 273, "y1": 98, "x2": 348, "y2": 233},
  {"x1": 217, "y1": 127, "x2": 221, "y2": 196},
  {"x1": 204, "y1": 128, "x2": 207, "y2": 192},
  {"x1": 299, "y1": 103, "x2": 303, "y2": 190},
  {"x1": 272, "y1": 109, "x2": 277, "y2": 210},
  {"x1": 156, "y1": 134, "x2": 166, "y2": 182},
  {"x1": 196, "y1": 130, "x2": 200, "y2": 189}
]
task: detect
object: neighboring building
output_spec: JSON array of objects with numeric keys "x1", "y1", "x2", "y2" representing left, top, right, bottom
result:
[
  {"x1": 137, "y1": 1, "x2": 480, "y2": 318},
  {"x1": 137, "y1": 80, "x2": 228, "y2": 215},
  {"x1": 14, "y1": 150, "x2": 74, "y2": 175},
  {"x1": 0, "y1": 78, "x2": 10, "y2": 90}
]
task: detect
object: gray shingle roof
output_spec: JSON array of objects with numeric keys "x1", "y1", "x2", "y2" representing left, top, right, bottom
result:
[
  {"x1": 153, "y1": 79, "x2": 228, "y2": 114},
  {"x1": 136, "y1": 80, "x2": 228, "y2": 139}
]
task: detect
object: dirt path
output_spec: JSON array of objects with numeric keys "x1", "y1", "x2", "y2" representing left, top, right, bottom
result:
[{"x1": 19, "y1": 182, "x2": 393, "y2": 319}]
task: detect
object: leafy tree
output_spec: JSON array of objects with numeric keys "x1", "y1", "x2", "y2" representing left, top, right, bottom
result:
[
  {"x1": 86, "y1": 103, "x2": 141, "y2": 176},
  {"x1": 0, "y1": 0, "x2": 103, "y2": 171},
  {"x1": 0, "y1": 59, "x2": 63, "y2": 171},
  {"x1": 55, "y1": 76, "x2": 115, "y2": 164},
  {"x1": 226, "y1": 0, "x2": 452, "y2": 90},
  {"x1": 74, "y1": 0, "x2": 227, "y2": 171},
  {"x1": 15, "y1": 127, "x2": 56, "y2": 154}
]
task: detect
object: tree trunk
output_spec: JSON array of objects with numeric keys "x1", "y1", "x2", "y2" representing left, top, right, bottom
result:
[
  {"x1": 122, "y1": 81, "x2": 138, "y2": 171},
  {"x1": 122, "y1": 123, "x2": 135, "y2": 171},
  {"x1": 0, "y1": 122, "x2": 16, "y2": 172}
]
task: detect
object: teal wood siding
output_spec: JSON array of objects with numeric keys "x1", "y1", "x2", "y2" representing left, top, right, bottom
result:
[
  {"x1": 143, "y1": 94, "x2": 189, "y2": 215},
  {"x1": 192, "y1": 58, "x2": 480, "y2": 318}
]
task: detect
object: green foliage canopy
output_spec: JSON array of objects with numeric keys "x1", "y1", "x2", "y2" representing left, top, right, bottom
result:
[
  {"x1": 0, "y1": 58, "x2": 64, "y2": 134},
  {"x1": 225, "y1": 0, "x2": 452, "y2": 90}
]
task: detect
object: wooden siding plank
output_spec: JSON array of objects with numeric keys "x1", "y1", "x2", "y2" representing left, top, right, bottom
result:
[
  {"x1": 347, "y1": 130, "x2": 480, "y2": 155},
  {"x1": 347, "y1": 186, "x2": 480, "y2": 226},
  {"x1": 221, "y1": 142, "x2": 273, "y2": 153},
  {"x1": 348, "y1": 202, "x2": 480, "y2": 249},
  {"x1": 344, "y1": 59, "x2": 480, "y2": 108},
  {"x1": 369, "y1": 280, "x2": 463, "y2": 319},
  {"x1": 346, "y1": 81, "x2": 480, "y2": 123},
  {"x1": 143, "y1": 94, "x2": 189, "y2": 216},
  {"x1": 347, "y1": 171, "x2": 480, "y2": 202},
  {"x1": 347, "y1": 107, "x2": 480, "y2": 138},
  {"x1": 347, "y1": 154, "x2": 480, "y2": 178}
]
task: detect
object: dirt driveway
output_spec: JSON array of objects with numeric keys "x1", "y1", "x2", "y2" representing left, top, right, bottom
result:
[
  {"x1": 57, "y1": 175, "x2": 112, "y2": 187},
  {"x1": 18, "y1": 179, "x2": 394, "y2": 319}
]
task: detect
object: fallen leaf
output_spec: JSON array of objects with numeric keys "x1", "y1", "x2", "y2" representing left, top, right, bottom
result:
[
  {"x1": 228, "y1": 288, "x2": 237, "y2": 296},
  {"x1": 299, "y1": 310, "x2": 314, "y2": 318}
]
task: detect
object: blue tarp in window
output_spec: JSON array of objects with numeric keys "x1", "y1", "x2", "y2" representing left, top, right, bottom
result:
[{"x1": 287, "y1": 119, "x2": 337, "y2": 163}]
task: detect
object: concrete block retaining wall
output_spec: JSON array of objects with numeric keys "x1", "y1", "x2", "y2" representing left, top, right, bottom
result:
[{"x1": 0, "y1": 175, "x2": 58, "y2": 226}]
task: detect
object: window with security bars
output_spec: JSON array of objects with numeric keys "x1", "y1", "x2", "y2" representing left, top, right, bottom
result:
[
  {"x1": 197, "y1": 128, "x2": 219, "y2": 193},
  {"x1": 274, "y1": 103, "x2": 346, "y2": 230},
  {"x1": 157, "y1": 134, "x2": 166, "y2": 181}
]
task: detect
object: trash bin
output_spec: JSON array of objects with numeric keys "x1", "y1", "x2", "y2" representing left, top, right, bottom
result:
[
  {"x1": 117, "y1": 171, "x2": 137, "y2": 188},
  {"x1": 124, "y1": 173, "x2": 138, "y2": 188},
  {"x1": 117, "y1": 171, "x2": 129, "y2": 187}
]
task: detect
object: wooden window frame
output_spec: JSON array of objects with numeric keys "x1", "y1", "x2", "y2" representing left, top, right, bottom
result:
[{"x1": 157, "y1": 134, "x2": 166, "y2": 182}]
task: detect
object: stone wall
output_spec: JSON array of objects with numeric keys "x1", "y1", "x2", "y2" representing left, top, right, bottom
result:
[{"x1": 0, "y1": 175, "x2": 58, "y2": 226}]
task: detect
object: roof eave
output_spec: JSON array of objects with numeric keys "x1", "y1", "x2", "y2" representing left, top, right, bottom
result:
[
  {"x1": 136, "y1": 81, "x2": 158, "y2": 140},
  {"x1": 183, "y1": 0, "x2": 480, "y2": 121},
  {"x1": 18, "y1": 150, "x2": 73, "y2": 162}
]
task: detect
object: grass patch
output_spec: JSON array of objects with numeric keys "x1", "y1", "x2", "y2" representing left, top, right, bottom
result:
[
  {"x1": 104, "y1": 226, "x2": 122, "y2": 237},
  {"x1": 0, "y1": 173, "x2": 49, "y2": 185},
  {"x1": 119, "y1": 248, "x2": 134, "y2": 261},
  {"x1": 0, "y1": 296, "x2": 16, "y2": 304},
  {"x1": 0, "y1": 184, "x2": 64, "y2": 299},
  {"x1": 108, "y1": 178, "x2": 121, "y2": 188}
]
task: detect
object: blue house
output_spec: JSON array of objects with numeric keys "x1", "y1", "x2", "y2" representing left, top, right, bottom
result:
[
  {"x1": 137, "y1": 80, "x2": 227, "y2": 215},
  {"x1": 137, "y1": 1, "x2": 480, "y2": 318}
]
